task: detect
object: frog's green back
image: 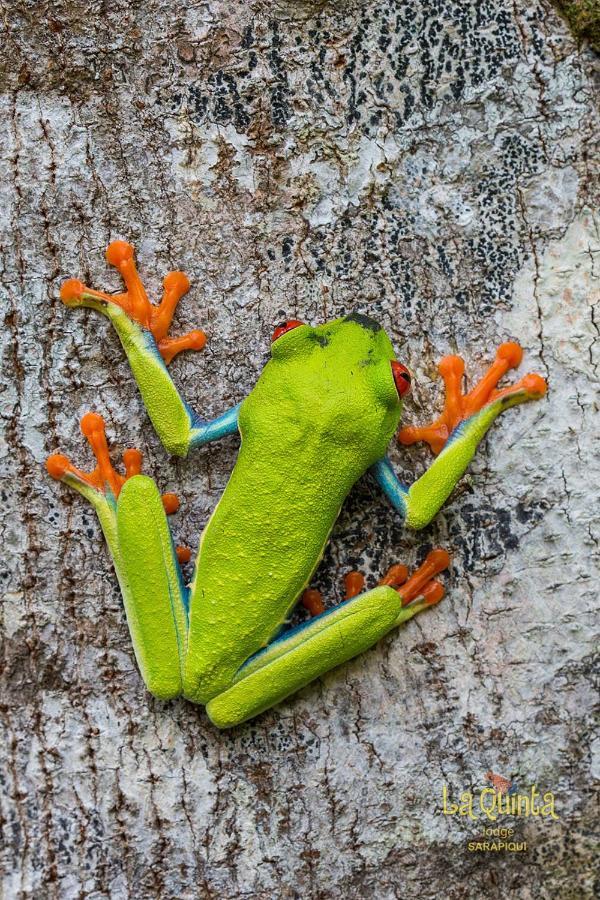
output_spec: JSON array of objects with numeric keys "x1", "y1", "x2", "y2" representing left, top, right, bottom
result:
[{"x1": 183, "y1": 315, "x2": 403, "y2": 703}]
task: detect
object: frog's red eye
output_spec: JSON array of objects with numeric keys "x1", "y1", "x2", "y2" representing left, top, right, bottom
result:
[
  {"x1": 391, "y1": 361, "x2": 411, "y2": 397},
  {"x1": 272, "y1": 320, "x2": 304, "y2": 342}
]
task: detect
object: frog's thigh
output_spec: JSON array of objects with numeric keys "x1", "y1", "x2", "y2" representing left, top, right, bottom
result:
[
  {"x1": 206, "y1": 586, "x2": 401, "y2": 728},
  {"x1": 116, "y1": 475, "x2": 188, "y2": 700}
]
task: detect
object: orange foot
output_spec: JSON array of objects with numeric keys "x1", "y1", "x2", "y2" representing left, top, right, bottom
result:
[
  {"x1": 301, "y1": 570, "x2": 367, "y2": 616},
  {"x1": 398, "y1": 343, "x2": 547, "y2": 455},
  {"x1": 60, "y1": 241, "x2": 206, "y2": 365},
  {"x1": 46, "y1": 412, "x2": 180, "y2": 516},
  {"x1": 380, "y1": 548, "x2": 450, "y2": 607},
  {"x1": 301, "y1": 551, "x2": 450, "y2": 616}
]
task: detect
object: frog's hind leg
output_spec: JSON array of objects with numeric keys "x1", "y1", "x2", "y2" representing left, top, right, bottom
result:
[
  {"x1": 47, "y1": 413, "x2": 188, "y2": 700},
  {"x1": 301, "y1": 550, "x2": 449, "y2": 620},
  {"x1": 116, "y1": 475, "x2": 188, "y2": 700},
  {"x1": 206, "y1": 550, "x2": 450, "y2": 729}
]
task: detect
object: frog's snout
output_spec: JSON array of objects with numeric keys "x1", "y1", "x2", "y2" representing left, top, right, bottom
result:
[{"x1": 343, "y1": 312, "x2": 382, "y2": 332}]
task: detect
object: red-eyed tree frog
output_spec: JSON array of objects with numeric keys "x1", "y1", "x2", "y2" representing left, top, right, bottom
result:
[{"x1": 46, "y1": 242, "x2": 547, "y2": 728}]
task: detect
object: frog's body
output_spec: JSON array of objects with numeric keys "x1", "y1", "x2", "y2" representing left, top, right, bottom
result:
[
  {"x1": 47, "y1": 242, "x2": 547, "y2": 727},
  {"x1": 187, "y1": 317, "x2": 400, "y2": 704}
]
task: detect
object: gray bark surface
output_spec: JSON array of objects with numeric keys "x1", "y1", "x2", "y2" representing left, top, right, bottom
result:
[{"x1": 1, "y1": 1, "x2": 598, "y2": 897}]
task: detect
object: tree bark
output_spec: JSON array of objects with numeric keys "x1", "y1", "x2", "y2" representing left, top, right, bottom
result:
[{"x1": 1, "y1": 1, "x2": 598, "y2": 897}]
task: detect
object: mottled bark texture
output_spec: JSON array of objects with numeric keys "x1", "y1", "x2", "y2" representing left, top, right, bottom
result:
[{"x1": 1, "y1": 1, "x2": 598, "y2": 898}]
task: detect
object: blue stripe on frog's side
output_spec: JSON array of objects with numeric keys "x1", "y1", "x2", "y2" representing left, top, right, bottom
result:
[
  {"x1": 169, "y1": 531, "x2": 191, "y2": 617},
  {"x1": 238, "y1": 597, "x2": 368, "y2": 677}
]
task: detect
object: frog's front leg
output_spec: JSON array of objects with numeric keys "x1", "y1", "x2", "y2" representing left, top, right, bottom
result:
[
  {"x1": 60, "y1": 242, "x2": 240, "y2": 456},
  {"x1": 371, "y1": 343, "x2": 547, "y2": 529},
  {"x1": 205, "y1": 550, "x2": 450, "y2": 729},
  {"x1": 47, "y1": 413, "x2": 188, "y2": 699}
]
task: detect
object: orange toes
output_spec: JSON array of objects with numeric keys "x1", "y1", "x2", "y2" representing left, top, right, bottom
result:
[
  {"x1": 426, "y1": 548, "x2": 451, "y2": 572},
  {"x1": 163, "y1": 271, "x2": 190, "y2": 295},
  {"x1": 523, "y1": 373, "x2": 547, "y2": 397},
  {"x1": 61, "y1": 243, "x2": 206, "y2": 366},
  {"x1": 497, "y1": 341, "x2": 523, "y2": 368},
  {"x1": 302, "y1": 570, "x2": 367, "y2": 617},
  {"x1": 187, "y1": 330, "x2": 207, "y2": 351},
  {"x1": 379, "y1": 563, "x2": 409, "y2": 588},
  {"x1": 80, "y1": 411, "x2": 106, "y2": 438},
  {"x1": 398, "y1": 425, "x2": 449, "y2": 455},
  {"x1": 421, "y1": 581, "x2": 445, "y2": 606},
  {"x1": 398, "y1": 548, "x2": 451, "y2": 606},
  {"x1": 47, "y1": 412, "x2": 156, "y2": 500},
  {"x1": 438, "y1": 355, "x2": 465, "y2": 378},
  {"x1": 344, "y1": 571, "x2": 365, "y2": 599},
  {"x1": 397, "y1": 425, "x2": 418, "y2": 446},
  {"x1": 106, "y1": 240, "x2": 134, "y2": 266},
  {"x1": 122, "y1": 448, "x2": 143, "y2": 478},
  {"x1": 60, "y1": 278, "x2": 86, "y2": 303},
  {"x1": 489, "y1": 372, "x2": 548, "y2": 403},
  {"x1": 378, "y1": 552, "x2": 449, "y2": 608},
  {"x1": 47, "y1": 413, "x2": 116, "y2": 495},
  {"x1": 302, "y1": 588, "x2": 325, "y2": 617},
  {"x1": 162, "y1": 492, "x2": 180, "y2": 514},
  {"x1": 46, "y1": 454, "x2": 71, "y2": 480},
  {"x1": 176, "y1": 545, "x2": 192, "y2": 564},
  {"x1": 158, "y1": 330, "x2": 207, "y2": 365},
  {"x1": 398, "y1": 341, "x2": 545, "y2": 454}
]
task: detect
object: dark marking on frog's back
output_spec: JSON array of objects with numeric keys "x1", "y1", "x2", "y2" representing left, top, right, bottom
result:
[
  {"x1": 359, "y1": 346, "x2": 377, "y2": 366},
  {"x1": 310, "y1": 331, "x2": 329, "y2": 347},
  {"x1": 344, "y1": 312, "x2": 382, "y2": 332}
]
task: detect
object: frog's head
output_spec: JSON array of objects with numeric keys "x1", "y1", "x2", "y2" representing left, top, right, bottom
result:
[{"x1": 244, "y1": 311, "x2": 411, "y2": 467}]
